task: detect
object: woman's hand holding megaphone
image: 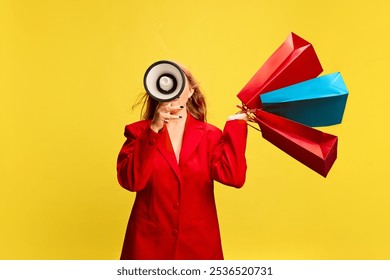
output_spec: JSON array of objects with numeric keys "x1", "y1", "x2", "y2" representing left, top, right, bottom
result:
[{"x1": 150, "y1": 102, "x2": 184, "y2": 133}]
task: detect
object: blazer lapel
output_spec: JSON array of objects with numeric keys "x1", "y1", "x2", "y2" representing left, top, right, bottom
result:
[
  {"x1": 179, "y1": 113, "x2": 205, "y2": 165},
  {"x1": 157, "y1": 114, "x2": 205, "y2": 179},
  {"x1": 157, "y1": 125, "x2": 181, "y2": 180}
]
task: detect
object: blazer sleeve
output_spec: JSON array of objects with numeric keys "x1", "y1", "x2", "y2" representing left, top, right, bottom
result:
[
  {"x1": 117, "y1": 123, "x2": 161, "y2": 192},
  {"x1": 211, "y1": 119, "x2": 248, "y2": 188}
]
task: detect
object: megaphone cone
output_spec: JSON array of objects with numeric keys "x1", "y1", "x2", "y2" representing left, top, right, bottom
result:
[{"x1": 144, "y1": 60, "x2": 186, "y2": 102}]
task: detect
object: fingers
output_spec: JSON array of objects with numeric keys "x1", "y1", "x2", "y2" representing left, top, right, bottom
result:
[
  {"x1": 228, "y1": 113, "x2": 248, "y2": 121},
  {"x1": 160, "y1": 103, "x2": 184, "y2": 112},
  {"x1": 228, "y1": 105, "x2": 257, "y2": 122},
  {"x1": 162, "y1": 114, "x2": 182, "y2": 123},
  {"x1": 154, "y1": 103, "x2": 184, "y2": 127},
  {"x1": 236, "y1": 104, "x2": 256, "y2": 113}
]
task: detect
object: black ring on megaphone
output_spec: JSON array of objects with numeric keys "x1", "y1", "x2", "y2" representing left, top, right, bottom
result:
[
  {"x1": 156, "y1": 73, "x2": 177, "y2": 94},
  {"x1": 143, "y1": 60, "x2": 186, "y2": 102}
]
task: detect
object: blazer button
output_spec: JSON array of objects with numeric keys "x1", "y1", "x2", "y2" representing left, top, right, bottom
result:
[
  {"x1": 149, "y1": 138, "x2": 156, "y2": 145},
  {"x1": 173, "y1": 202, "x2": 179, "y2": 210},
  {"x1": 172, "y1": 229, "x2": 178, "y2": 237}
]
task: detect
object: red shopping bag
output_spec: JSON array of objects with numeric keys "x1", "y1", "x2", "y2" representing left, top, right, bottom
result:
[
  {"x1": 237, "y1": 32, "x2": 323, "y2": 109},
  {"x1": 254, "y1": 109, "x2": 337, "y2": 177}
]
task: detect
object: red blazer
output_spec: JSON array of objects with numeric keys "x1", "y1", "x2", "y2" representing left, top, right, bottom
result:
[{"x1": 117, "y1": 113, "x2": 247, "y2": 260}]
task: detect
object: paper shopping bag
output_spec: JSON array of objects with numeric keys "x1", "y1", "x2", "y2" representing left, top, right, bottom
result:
[
  {"x1": 237, "y1": 32, "x2": 323, "y2": 109},
  {"x1": 254, "y1": 109, "x2": 338, "y2": 177},
  {"x1": 259, "y1": 72, "x2": 348, "y2": 127}
]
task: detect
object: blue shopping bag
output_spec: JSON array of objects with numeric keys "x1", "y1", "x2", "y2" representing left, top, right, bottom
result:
[{"x1": 259, "y1": 72, "x2": 348, "y2": 127}]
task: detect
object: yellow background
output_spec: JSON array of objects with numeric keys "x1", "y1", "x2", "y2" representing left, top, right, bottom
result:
[{"x1": 1, "y1": 0, "x2": 389, "y2": 259}]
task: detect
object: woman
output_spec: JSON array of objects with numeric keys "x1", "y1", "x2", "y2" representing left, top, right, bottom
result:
[{"x1": 116, "y1": 64, "x2": 249, "y2": 260}]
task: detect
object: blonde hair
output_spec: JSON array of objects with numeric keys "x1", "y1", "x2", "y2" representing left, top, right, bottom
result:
[{"x1": 134, "y1": 64, "x2": 207, "y2": 122}]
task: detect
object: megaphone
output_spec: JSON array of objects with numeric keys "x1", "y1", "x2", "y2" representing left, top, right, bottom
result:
[{"x1": 143, "y1": 60, "x2": 186, "y2": 102}]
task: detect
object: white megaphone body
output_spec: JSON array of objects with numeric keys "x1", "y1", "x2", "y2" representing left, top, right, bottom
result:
[{"x1": 143, "y1": 60, "x2": 186, "y2": 102}]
